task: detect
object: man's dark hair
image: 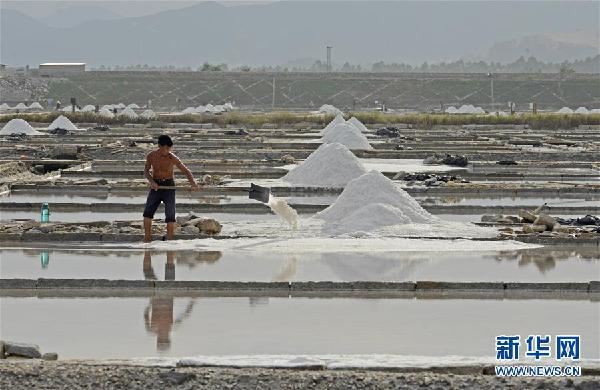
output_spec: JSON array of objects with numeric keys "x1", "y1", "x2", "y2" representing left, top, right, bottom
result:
[{"x1": 158, "y1": 134, "x2": 173, "y2": 147}]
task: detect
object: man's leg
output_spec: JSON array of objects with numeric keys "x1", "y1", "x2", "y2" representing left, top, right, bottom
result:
[
  {"x1": 166, "y1": 222, "x2": 175, "y2": 240},
  {"x1": 143, "y1": 218, "x2": 154, "y2": 242},
  {"x1": 164, "y1": 189, "x2": 176, "y2": 240},
  {"x1": 143, "y1": 190, "x2": 161, "y2": 242}
]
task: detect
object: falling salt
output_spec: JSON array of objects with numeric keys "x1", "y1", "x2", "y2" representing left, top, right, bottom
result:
[{"x1": 267, "y1": 194, "x2": 299, "y2": 230}]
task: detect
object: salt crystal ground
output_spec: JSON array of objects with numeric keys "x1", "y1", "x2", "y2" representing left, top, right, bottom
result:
[{"x1": 0, "y1": 111, "x2": 598, "y2": 376}]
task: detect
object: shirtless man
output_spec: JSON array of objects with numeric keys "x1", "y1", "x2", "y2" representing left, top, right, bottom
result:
[{"x1": 143, "y1": 134, "x2": 199, "y2": 242}]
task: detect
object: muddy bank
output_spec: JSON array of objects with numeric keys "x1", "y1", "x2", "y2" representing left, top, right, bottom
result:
[{"x1": 0, "y1": 362, "x2": 597, "y2": 390}]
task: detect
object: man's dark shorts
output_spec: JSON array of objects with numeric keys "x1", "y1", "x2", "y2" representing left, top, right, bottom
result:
[{"x1": 143, "y1": 178, "x2": 176, "y2": 222}]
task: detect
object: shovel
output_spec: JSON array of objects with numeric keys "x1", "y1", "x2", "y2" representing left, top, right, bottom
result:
[{"x1": 248, "y1": 183, "x2": 271, "y2": 203}]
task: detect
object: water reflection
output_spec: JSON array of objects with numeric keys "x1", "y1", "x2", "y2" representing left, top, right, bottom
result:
[
  {"x1": 142, "y1": 251, "x2": 196, "y2": 351},
  {"x1": 495, "y1": 246, "x2": 600, "y2": 273}
]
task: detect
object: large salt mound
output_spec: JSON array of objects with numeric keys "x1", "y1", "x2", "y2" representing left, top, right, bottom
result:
[
  {"x1": 320, "y1": 114, "x2": 345, "y2": 135},
  {"x1": 347, "y1": 117, "x2": 368, "y2": 132},
  {"x1": 28, "y1": 102, "x2": 43, "y2": 110},
  {"x1": 316, "y1": 170, "x2": 434, "y2": 225},
  {"x1": 574, "y1": 107, "x2": 589, "y2": 114},
  {"x1": 282, "y1": 142, "x2": 367, "y2": 187},
  {"x1": 120, "y1": 107, "x2": 138, "y2": 119},
  {"x1": 324, "y1": 203, "x2": 412, "y2": 234},
  {"x1": 48, "y1": 115, "x2": 79, "y2": 131},
  {"x1": 322, "y1": 122, "x2": 372, "y2": 150},
  {"x1": 14, "y1": 103, "x2": 28, "y2": 110},
  {"x1": 0, "y1": 119, "x2": 43, "y2": 135}
]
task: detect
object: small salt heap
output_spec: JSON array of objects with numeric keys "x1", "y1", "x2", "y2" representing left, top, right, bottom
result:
[
  {"x1": 557, "y1": 107, "x2": 573, "y2": 114},
  {"x1": 0, "y1": 103, "x2": 10, "y2": 111},
  {"x1": 48, "y1": 115, "x2": 79, "y2": 131},
  {"x1": 81, "y1": 104, "x2": 96, "y2": 112},
  {"x1": 28, "y1": 102, "x2": 43, "y2": 110},
  {"x1": 119, "y1": 107, "x2": 138, "y2": 119},
  {"x1": 140, "y1": 109, "x2": 156, "y2": 119},
  {"x1": 14, "y1": 103, "x2": 28, "y2": 110},
  {"x1": 347, "y1": 116, "x2": 368, "y2": 132},
  {"x1": 282, "y1": 143, "x2": 367, "y2": 187},
  {"x1": 267, "y1": 194, "x2": 299, "y2": 230},
  {"x1": 316, "y1": 170, "x2": 435, "y2": 234},
  {"x1": 0, "y1": 119, "x2": 43, "y2": 135},
  {"x1": 182, "y1": 107, "x2": 197, "y2": 114},
  {"x1": 98, "y1": 108, "x2": 115, "y2": 118},
  {"x1": 318, "y1": 104, "x2": 343, "y2": 116},
  {"x1": 321, "y1": 122, "x2": 372, "y2": 150}
]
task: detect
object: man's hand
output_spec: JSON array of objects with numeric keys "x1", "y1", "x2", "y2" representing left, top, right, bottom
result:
[
  {"x1": 191, "y1": 182, "x2": 200, "y2": 192},
  {"x1": 149, "y1": 181, "x2": 160, "y2": 190}
]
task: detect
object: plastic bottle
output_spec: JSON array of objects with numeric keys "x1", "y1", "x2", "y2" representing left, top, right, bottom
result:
[{"x1": 41, "y1": 202, "x2": 50, "y2": 222}]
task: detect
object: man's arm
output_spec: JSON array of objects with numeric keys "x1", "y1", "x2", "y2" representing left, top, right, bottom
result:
[
  {"x1": 144, "y1": 154, "x2": 159, "y2": 189},
  {"x1": 173, "y1": 154, "x2": 199, "y2": 189}
]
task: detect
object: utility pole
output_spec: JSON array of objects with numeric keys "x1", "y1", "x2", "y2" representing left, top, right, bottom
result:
[
  {"x1": 326, "y1": 46, "x2": 332, "y2": 72},
  {"x1": 272, "y1": 76, "x2": 275, "y2": 109},
  {"x1": 487, "y1": 73, "x2": 494, "y2": 111}
]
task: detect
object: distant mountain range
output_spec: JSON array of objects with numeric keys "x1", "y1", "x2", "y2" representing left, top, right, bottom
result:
[{"x1": 1, "y1": 1, "x2": 598, "y2": 67}]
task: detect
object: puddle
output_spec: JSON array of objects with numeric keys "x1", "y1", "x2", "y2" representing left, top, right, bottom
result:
[
  {"x1": 1, "y1": 246, "x2": 598, "y2": 282},
  {"x1": 420, "y1": 196, "x2": 600, "y2": 207},
  {"x1": 0, "y1": 191, "x2": 338, "y2": 206},
  {"x1": 0, "y1": 211, "x2": 283, "y2": 223},
  {"x1": 1, "y1": 296, "x2": 597, "y2": 359}
]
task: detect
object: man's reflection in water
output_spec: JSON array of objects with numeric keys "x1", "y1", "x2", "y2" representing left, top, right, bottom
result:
[{"x1": 142, "y1": 251, "x2": 194, "y2": 351}]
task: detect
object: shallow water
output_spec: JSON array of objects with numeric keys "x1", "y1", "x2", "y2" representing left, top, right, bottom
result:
[
  {"x1": 1, "y1": 246, "x2": 597, "y2": 282},
  {"x1": 1, "y1": 296, "x2": 597, "y2": 359}
]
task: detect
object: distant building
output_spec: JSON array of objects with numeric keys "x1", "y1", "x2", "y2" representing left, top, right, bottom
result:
[{"x1": 39, "y1": 63, "x2": 86, "y2": 76}]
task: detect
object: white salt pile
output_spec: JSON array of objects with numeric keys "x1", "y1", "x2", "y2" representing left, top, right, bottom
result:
[
  {"x1": 61, "y1": 105, "x2": 80, "y2": 112},
  {"x1": 445, "y1": 106, "x2": 458, "y2": 114},
  {"x1": 140, "y1": 109, "x2": 156, "y2": 119},
  {"x1": 348, "y1": 116, "x2": 369, "y2": 132},
  {"x1": 196, "y1": 105, "x2": 207, "y2": 113},
  {"x1": 116, "y1": 103, "x2": 126, "y2": 109},
  {"x1": 316, "y1": 170, "x2": 435, "y2": 233},
  {"x1": 557, "y1": 107, "x2": 573, "y2": 114},
  {"x1": 322, "y1": 122, "x2": 372, "y2": 150},
  {"x1": 282, "y1": 142, "x2": 367, "y2": 187},
  {"x1": 119, "y1": 107, "x2": 138, "y2": 119},
  {"x1": 318, "y1": 104, "x2": 343, "y2": 116},
  {"x1": 454, "y1": 104, "x2": 485, "y2": 114},
  {"x1": 28, "y1": 102, "x2": 43, "y2": 110},
  {"x1": 126, "y1": 103, "x2": 140, "y2": 109},
  {"x1": 81, "y1": 104, "x2": 96, "y2": 112},
  {"x1": 574, "y1": 107, "x2": 589, "y2": 114},
  {"x1": 0, "y1": 118, "x2": 43, "y2": 135},
  {"x1": 0, "y1": 103, "x2": 10, "y2": 111},
  {"x1": 48, "y1": 115, "x2": 78, "y2": 131},
  {"x1": 14, "y1": 103, "x2": 28, "y2": 110},
  {"x1": 320, "y1": 114, "x2": 345, "y2": 135},
  {"x1": 182, "y1": 107, "x2": 198, "y2": 114},
  {"x1": 98, "y1": 108, "x2": 115, "y2": 118},
  {"x1": 267, "y1": 194, "x2": 299, "y2": 230},
  {"x1": 101, "y1": 104, "x2": 114, "y2": 111}
]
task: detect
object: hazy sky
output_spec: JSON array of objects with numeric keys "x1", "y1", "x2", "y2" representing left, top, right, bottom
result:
[{"x1": 3, "y1": 1, "x2": 269, "y2": 17}]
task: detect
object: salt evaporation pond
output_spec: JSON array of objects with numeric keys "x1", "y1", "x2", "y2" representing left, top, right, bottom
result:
[
  {"x1": 1, "y1": 246, "x2": 598, "y2": 282},
  {"x1": 2, "y1": 296, "x2": 598, "y2": 360}
]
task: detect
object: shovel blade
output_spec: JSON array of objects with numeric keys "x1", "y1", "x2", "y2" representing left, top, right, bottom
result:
[{"x1": 249, "y1": 183, "x2": 271, "y2": 203}]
